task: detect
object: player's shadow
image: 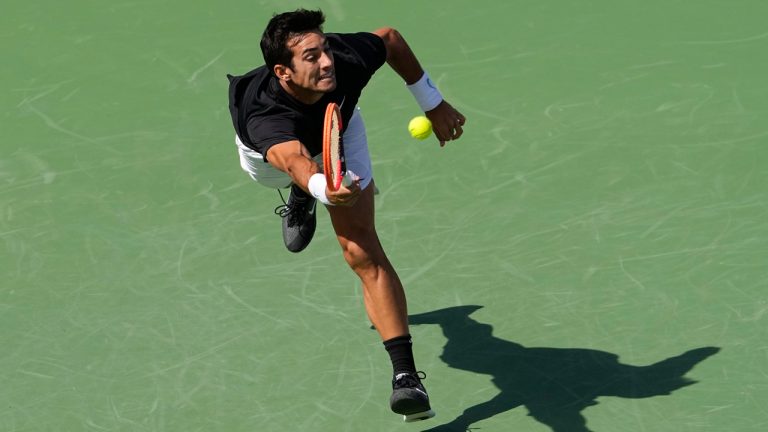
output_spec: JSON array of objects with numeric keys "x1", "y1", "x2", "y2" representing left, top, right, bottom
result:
[{"x1": 411, "y1": 305, "x2": 720, "y2": 432}]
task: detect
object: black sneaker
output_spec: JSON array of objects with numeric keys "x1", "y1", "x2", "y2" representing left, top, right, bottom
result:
[
  {"x1": 274, "y1": 184, "x2": 317, "y2": 253},
  {"x1": 390, "y1": 371, "x2": 435, "y2": 422}
]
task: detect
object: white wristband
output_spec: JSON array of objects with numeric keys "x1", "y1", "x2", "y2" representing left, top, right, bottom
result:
[
  {"x1": 406, "y1": 72, "x2": 443, "y2": 112},
  {"x1": 308, "y1": 173, "x2": 332, "y2": 205}
]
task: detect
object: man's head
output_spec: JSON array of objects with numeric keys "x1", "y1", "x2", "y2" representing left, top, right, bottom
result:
[{"x1": 261, "y1": 9, "x2": 336, "y2": 102}]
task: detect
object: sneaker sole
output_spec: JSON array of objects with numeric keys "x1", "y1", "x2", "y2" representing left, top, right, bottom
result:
[{"x1": 403, "y1": 409, "x2": 435, "y2": 423}]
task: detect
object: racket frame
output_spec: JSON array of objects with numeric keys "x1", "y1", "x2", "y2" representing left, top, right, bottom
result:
[{"x1": 322, "y1": 102, "x2": 345, "y2": 191}]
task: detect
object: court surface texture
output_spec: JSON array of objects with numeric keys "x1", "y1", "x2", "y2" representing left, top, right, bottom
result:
[{"x1": 2, "y1": 1, "x2": 766, "y2": 431}]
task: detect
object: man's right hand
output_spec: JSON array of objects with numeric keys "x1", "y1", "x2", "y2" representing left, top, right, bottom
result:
[{"x1": 326, "y1": 177, "x2": 362, "y2": 207}]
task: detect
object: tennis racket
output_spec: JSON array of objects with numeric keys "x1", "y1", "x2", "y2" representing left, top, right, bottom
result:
[{"x1": 322, "y1": 102, "x2": 348, "y2": 191}]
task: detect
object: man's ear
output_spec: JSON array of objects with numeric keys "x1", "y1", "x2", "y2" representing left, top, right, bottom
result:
[{"x1": 273, "y1": 64, "x2": 291, "y2": 82}]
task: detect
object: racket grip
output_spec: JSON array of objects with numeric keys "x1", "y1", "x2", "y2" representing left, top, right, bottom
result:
[{"x1": 341, "y1": 170, "x2": 356, "y2": 187}]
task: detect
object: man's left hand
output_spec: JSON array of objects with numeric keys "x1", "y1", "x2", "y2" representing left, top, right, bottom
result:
[{"x1": 426, "y1": 101, "x2": 467, "y2": 147}]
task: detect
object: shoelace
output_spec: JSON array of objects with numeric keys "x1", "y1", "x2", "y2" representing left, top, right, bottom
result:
[
  {"x1": 274, "y1": 189, "x2": 311, "y2": 223},
  {"x1": 393, "y1": 371, "x2": 427, "y2": 388},
  {"x1": 274, "y1": 189, "x2": 292, "y2": 217}
]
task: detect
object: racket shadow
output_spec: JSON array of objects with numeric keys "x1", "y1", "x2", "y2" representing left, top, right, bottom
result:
[{"x1": 410, "y1": 305, "x2": 720, "y2": 432}]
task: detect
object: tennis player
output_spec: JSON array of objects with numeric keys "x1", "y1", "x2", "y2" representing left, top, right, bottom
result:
[{"x1": 226, "y1": 9, "x2": 466, "y2": 421}]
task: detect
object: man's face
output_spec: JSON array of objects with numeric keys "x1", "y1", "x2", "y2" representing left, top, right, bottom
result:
[{"x1": 282, "y1": 30, "x2": 336, "y2": 96}]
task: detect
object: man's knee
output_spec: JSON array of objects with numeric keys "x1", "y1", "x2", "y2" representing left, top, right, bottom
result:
[{"x1": 340, "y1": 231, "x2": 384, "y2": 274}]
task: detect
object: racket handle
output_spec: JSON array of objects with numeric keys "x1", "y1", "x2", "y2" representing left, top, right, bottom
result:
[{"x1": 341, "y1": 171, "x2": 356, "y2": 187}]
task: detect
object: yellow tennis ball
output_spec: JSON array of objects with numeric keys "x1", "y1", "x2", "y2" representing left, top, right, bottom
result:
[{"x1": 408, "y1": 116, "x2": 432, "y2": 140}]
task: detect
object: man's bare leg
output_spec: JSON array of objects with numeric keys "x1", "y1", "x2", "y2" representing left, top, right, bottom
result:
[
  {"x1": 326, "y1": 180, "x2": 434, "y2": 421},
  {"x1": 326, "y1": 181, "x2": 408, "y2": 340}
]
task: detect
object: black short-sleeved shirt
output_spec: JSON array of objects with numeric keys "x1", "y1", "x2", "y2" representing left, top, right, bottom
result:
[{"x1": 227, "y1": 32, "x2": 386, "y2": 160}]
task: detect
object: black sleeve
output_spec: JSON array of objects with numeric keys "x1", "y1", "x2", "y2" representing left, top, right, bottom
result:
[
  {"x1": 335, "y1": 32, "x2": 387, "y2": 73},
  {"x1": 328, "y1": 32, "x2": 387, "y2": 86}
]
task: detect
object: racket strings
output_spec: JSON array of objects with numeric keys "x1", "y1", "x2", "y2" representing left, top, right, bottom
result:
[{"x1": 329, "y1": 114, "x2": 342, "y2": 184}]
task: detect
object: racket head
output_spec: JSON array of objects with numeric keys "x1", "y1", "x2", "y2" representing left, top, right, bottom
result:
[{"x1": 322, "y1": 102, "x2": 345, "y2": 191}]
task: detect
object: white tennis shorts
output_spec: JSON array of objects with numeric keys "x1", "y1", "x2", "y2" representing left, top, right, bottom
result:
[{"x1": 235, "y1": 107, "x2": 372, "y2": 190}]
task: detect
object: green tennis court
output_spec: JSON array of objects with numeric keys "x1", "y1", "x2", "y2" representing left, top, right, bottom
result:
[{"x1": 2, "y1": 1, "x2": 766, "y2": 430}]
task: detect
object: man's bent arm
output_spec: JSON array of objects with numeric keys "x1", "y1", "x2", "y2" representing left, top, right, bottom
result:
[
  {"x1": 372, "y1": 27, "x2": 467, "y2": 145},
  {"x1": 265, "y1": 140, "x2": 318, "y2": 194}
]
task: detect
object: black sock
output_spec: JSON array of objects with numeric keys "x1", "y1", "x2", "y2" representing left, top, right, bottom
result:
[{"x1": 383, "y1": 334, "x2": 416, "y2": 375}]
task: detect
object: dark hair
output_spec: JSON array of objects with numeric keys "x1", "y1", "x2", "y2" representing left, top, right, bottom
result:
[{"x1": 260, "y1": 9, "x2": 326, "y2": 73}]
